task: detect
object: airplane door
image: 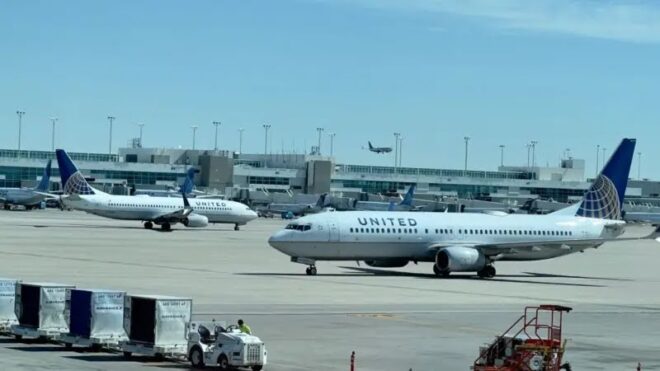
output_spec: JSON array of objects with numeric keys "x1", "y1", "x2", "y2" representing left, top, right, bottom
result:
[{"x1": 329, "y1": 223, "x2": 340, "y2": 242}]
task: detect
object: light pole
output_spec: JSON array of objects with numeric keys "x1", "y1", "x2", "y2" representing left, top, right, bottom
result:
[
  {"x1": 136, "y1": 122, "x2": 144, "y2": 148},
  {"x1": 602, "y1": 147, "x2": 606, "y2": 166},
  {"x1": 499, "y1": 144, "x2": 505, "y2": 167},
  {"x1": 526, "y1": 143, "x2": 531, "y2": 168},
  {"x1": 262, "y1": 124, "x2": 271, "y2": 156},
  {"x1": 50, "y1": 117, "x2": 58, "y2": 151},
  {"x1": 463, "y1": 136, "x2": 470, "y2": 172},
  {"x1": 316, "y1": 127, "x2": 324, "y2": 155},
  {"x1": 107, "y1": 116, "x2": 115, "y2": 159},
  {"x1": 530, "y1": 140, "x2": 538, "y2": 167},
  {"x1": 398, "y1": 136, "x2": 404, "y2": 167},
  {"x1": 238, "y1": 128, "x2": 244, "y2": 154},
  {"x1": 16, "y1": 110, "x2": 25, "y2": 155},
  {"x1": 393, "y1": 132, "x2": 401, "y2": 170},
  {"x1": 328, "y1": 132, "x2": 336, "y2": 157},
  {"x1": 191, "y1": 125, "x2": 199, "y2": 150},
  {"x1": 596, "y1": 144, "x2": 600, "y2": 175},
  {"x1": 213, "y1": 121, "x2": 221, "y2": 150},
  {"x1": 638, "y1": 152, "x2": 642, "y2": 179}
]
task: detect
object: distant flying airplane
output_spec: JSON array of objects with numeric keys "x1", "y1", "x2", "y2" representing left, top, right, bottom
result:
[
  {"x1": 0, "y1": 160, "x2": 55, "y2": 210},
  {"x1": 55, "y1": 149, "x2": 257, "y2": 231},
  {"x1": 367, "y1": 142, "x2": 392, "y2": 154},
  {"x1": 268, "y1": 138, "x2": 656, "y2": 277}
]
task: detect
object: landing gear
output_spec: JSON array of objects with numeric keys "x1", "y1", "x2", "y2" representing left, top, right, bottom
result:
[
  {"x1": 3, "y1": 204, "x2": 10, "y2": 210},
  {"x1": 433, "y1": 265, "x2": 450, "y2": 278},
  {"x1": 234, "y1": 224, "x2": 240, "y2": 231},
  {"x1": 305, "y1": 265, "x2": 317, "y2": 276},
  {"x1": 144, "y1": 221, "x2": 153, "y2": 230},
  {"x1": 477, "y1": 265, "x2": 496, "y2": 278},
  {"x1": 161, "y1": 222, "x2": 171, "y2": 231}
]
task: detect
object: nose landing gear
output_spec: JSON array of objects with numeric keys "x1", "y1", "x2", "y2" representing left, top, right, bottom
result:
[{"x1": 234, "y1": 224, "x2": 240, "y2": 231}]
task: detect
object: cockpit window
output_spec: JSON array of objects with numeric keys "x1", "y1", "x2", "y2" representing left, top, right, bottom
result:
[{"x1": 285, "y1": 223, "x2": 312, "y2": 231}]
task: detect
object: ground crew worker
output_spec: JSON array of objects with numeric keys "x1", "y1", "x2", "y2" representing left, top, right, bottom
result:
[{"x1": 238, "y1": 319, "x2": 251, "y2": 334}]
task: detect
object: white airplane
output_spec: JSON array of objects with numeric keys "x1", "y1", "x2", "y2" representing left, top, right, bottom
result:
[
  {"x1": 269, "y1": 138, "x2": 654, "y2": 277},
  {"x1": 56, "y1": 149, "x2": 257, "y2": 231}
]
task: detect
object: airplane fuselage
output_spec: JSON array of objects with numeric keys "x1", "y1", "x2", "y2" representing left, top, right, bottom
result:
[
  {"x1": 0, "y1": 188, "x2": 48, "y2": 207},
  {"x1": 63, "y1": 193, "x2": 257, "y2": 225},
  {"x1": 268, "y1": 211, "x2": 622, "y2": 262}
]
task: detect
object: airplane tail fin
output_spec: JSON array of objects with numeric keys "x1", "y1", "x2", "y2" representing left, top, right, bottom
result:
[
  {"x1": 553, "y1": 138, "x2": 635, "y2": 219},
  {"x1": 387, "y1": 201, "x2": 396, "y2": 211},
  {"x1": 316, "y1": 193, "x2": 328, "y2": 208},
  {"x1": 368, "y1": 142, "x2": 373, "y2": 150},
  {"x1": 55, "y1": 149, "x2": 96, "y2": 195},
  {"x1": 399, "y1": 184, "x2": 416, "y2": 206},
  {"x1": 180, "y1": 167, "x2": 199, "y2": 194},
  {"x1": 35, "y1": 160, "x2": 52, "y2": 192}
]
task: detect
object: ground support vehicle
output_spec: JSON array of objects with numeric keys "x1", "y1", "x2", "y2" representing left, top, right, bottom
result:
[
  {"x1": 473, "y1": 305, "x2": 572, "y2": 371},
  {"x1": 120, "y1": 294, "x2": 192, "y2": 360},
  {"x1": 11, "y1": 282, "x2": 74, "y2": 341},
  {"x1": 187, "y1": 321, "x2": 267, "y2": 370},
  {"x1": 60, "y1": 288, "x2": 127, "y2": 350},
  {"x1": 0, "y1": 278, "x2": 19, "y2": 334}
]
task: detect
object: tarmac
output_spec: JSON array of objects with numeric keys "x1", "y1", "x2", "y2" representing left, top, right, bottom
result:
[{"x1": 0, "y1": 209, "x2": 659, "y2": 370}]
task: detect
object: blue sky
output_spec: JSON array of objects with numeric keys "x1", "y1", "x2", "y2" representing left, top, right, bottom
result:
[{"x1": 1, "y1": 0, "x2": 659, "y2": 178}]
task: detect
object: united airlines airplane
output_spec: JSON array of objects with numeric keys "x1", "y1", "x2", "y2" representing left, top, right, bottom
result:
[
  {"x1": 56, "y1": 149, "x2": 257, "y2": 231},
  {"x1": 269, "y1": 138, "x2": 653, "y2": 277}
]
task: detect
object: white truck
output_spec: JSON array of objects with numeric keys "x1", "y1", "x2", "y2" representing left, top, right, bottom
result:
[{"x1": 187, "y1": 321, "x2": 267, "y2": 370}]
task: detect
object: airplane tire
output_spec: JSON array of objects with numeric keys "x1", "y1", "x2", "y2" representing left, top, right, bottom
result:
[
  {"x1": 306, "y1": 266, "x2": 317, "y2": 276},
  {"x1": 433, "y1": 265, "x2": 449, "y2": 277},
  {"x1": 161, "y1": 223, "x2": 171, "y2": 231},
  {"x1": 234, "y1": 224, "x2": 240, "y2": 231},
  {"x1": 144, "y1": 221, "x2": 153, "y2": 229}
]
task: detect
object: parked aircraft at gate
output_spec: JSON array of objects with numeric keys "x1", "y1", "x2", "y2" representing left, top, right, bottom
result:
[
  {"x1": 56, "y1": 149, "x2": 257, "y2": 231},
  {"x1": 269, "y1": 138, "x2": 654, "y2": 277},
  {"x1": 0, "y1": 160, "x2": 54, "y2": 210}
]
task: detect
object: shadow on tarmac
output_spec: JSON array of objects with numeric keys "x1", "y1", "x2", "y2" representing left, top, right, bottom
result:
[{"x1": 238, "y1": 267, "x2": 608, "y2": 287}]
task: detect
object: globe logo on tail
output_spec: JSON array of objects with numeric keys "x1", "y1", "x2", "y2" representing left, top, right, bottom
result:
[
  {"x1": 576, "y1": 175, "x2": 621, "y2": 220},
  {"x1": 63, "y1": 172, "x2": 95, "y2": 195}
]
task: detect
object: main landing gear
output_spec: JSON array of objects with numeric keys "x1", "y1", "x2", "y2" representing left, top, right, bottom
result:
[
  {"x1": 433, "y1": 265, "x2": 451, "y2": 278},
  {"x1": 234, "y1": 224, "x2": 240, "y2": 231},
  {"x1": 477, "y1": 265, "x2": 496, "y2": 279},
  {"x1": 143, "y1": 221, "x2": 153, "y2": 230},
  {"x1": 305, "y1": 265, "x2": 317, "y2": 276},
  {"x1": 161, "y1": 222, "x2": 171, "y2": 231}
]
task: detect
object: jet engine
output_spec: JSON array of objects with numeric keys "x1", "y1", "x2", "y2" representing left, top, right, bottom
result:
[
  {"x1": 364, "y1": 259, "x2": 409, "y2": 268},
  {"x1": 435, "y1": 246, "x2": 486, "y2": 272},
  {"x1": 183, "y1": 213, "x2": 209, "y2": 228}
]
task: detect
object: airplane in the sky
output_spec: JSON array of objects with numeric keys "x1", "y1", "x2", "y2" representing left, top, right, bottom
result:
[
  {"x1": 0, "y1": 160, "x2": 55, "y2": 210},
  {"x1": 367, "y1": 141, "x2": 392, "y2": 154},
  {"x1": 354, "y1": 185, "x2": 421, "y2": 211},
  {"x1": 268, "y1": 138, "x2": 654, "y2": 277},
  {"x1": 56, "y1": 149, "x2": 257, "y2": 231}
]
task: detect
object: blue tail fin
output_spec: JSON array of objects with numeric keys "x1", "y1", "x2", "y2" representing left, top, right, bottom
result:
[
  {"x1": 34, "y1": 160, "x2": 51, "y2": 192},
  {"x1": 180, "y1": 168, "x2": 198, "y2": 194},
  {"x1": 55, "y1": 149, "x2": 95, "y2": 195},
  {"x1": 575, "y1": 138, "x2": 636, "y2": 219},
  {"x1": 399, "y1": 184, "x2": 416, "y2": 206},
  {"x1": 368, "y1": 142, "x2": 373, "y2": 149},
  {"x1": 315, "y1": 193, "x2": 328, "y2": 208}
]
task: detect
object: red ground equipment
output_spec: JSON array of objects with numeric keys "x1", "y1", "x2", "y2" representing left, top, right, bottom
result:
[{"x1": 473, "y1": 305, "x2": 572, "y2": 371}]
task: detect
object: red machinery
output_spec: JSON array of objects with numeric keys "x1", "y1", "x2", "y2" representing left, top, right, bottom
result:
[{"x1": 473, "y1": 305, "x2": 572, "y2": 371}]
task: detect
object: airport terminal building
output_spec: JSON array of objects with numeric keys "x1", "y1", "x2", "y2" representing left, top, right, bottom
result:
[{"x1": 1, "y1": 147, "x2": 658, "y2": 207}]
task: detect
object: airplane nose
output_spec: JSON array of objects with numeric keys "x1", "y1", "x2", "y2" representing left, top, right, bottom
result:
[{"x1": 268, "y1": 230, "x2": 288, "y2": 251}]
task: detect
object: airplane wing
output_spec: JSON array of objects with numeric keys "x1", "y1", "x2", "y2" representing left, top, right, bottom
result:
[
  {"x1": 152, "y1": 194, "x2": 193, "y2": 223},
  {"x1": 427, "y1": 226, "x2": 659, "y2": 256}
]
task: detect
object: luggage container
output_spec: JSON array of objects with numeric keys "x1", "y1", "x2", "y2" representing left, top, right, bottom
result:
[
  {"x1": 11, "y1": 282, "x2": 75, "y2": 340},
  {"x1": 59, "y1": 288, "x2": 128, "y2": 350},
  {"x1": 120, "y1": 294, "x2": 192, "y2": 360},
  {"x1": 0, "y1": 278, "x2": 19, "y2": 334}
]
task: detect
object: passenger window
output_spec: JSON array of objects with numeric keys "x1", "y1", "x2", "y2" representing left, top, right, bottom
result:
[{"x1": 350, "y1": 228, "x2": 353, "y2": 233}]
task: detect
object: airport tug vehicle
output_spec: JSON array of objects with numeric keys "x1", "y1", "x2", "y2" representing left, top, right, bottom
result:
[
  {"x1": 187, "y1": 321, "x2": 267, "y2": 370},
  {"x1": 473, "y1": 305, "x2": 572, "y2": 371}
]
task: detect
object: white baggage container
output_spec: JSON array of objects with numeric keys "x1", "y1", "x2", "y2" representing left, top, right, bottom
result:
[
  {"x1": 11, "y1": 282, "x2": 75, "y2": 340},
  {"x1": 120, "y1": 294, "x2": 192, "y2": 359},
  {"x1": 59, "y1": 288, "x2": 127, "y2": 350},
  {"x1": 0, "y1": 278, "x2": 19, "y2": 333}
]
